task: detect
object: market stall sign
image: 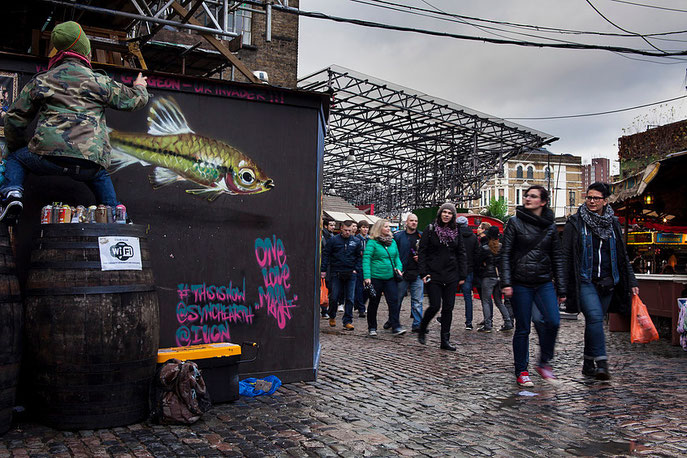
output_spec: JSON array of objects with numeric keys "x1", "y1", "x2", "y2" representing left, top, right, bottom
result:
[
  {"x1": 655, "y1": 233, "x2": 686, "y2": 245},
  {"x1": 627, "y1": 232, "x2": 654, "y2": 245}
]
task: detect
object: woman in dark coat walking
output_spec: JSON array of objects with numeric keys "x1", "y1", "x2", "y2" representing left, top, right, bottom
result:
[
  {"x1": 417, "y1": 203, "x2": 467, "y2": 351},
  {"x1": 501, "y1": 185, "x2": 566, "y2": 387},
  {"x1": 562, "y1": 182, "x2": 638, "y2": 380}
]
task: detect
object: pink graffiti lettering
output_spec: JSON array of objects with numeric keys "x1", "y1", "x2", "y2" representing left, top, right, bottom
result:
[
  {"x1": 254, "y1": 235, "x2": 296, "y2": 329},
  {"x1": 254, "y1": 235, "x2": 286, "y2": 269},
  {"x1": 146, "y1": 76, "x2": 180, "y2": 90}
]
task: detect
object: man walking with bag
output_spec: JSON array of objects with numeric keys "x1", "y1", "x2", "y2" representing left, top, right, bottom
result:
[{"x1": 562, "y1": 182, "x2": 638, "y2": 380}]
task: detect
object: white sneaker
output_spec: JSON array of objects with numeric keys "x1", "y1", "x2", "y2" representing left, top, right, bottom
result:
[{"x1": 337, "y1": 305, "x2": 344, "y2": 312}]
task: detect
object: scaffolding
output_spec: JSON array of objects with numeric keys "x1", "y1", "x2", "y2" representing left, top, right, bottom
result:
[{"x1": 299, "y1": 65, "x2": 558, "y2": 216}]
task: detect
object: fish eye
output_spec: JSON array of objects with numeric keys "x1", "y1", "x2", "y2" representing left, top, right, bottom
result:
[{"x1": 238, "y1": 168, "x2": 255, "y2": 185}]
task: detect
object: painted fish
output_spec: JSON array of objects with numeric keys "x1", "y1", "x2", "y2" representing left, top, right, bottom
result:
[{"x1": 109, "y1": 97, "x2": 274, "y2": 200}]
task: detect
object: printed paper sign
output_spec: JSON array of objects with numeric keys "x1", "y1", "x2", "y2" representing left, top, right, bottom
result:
[{"x1": 98, "y1": 236, "x2": 143, "y2": 271}]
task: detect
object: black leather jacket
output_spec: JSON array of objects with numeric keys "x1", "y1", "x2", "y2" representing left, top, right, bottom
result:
[
  {"x1": 478, "y1": 242, "x2": 501, "y2": 279},
  {"x1": 501, "y1": 206, "x2": 566, "y2": 295}
]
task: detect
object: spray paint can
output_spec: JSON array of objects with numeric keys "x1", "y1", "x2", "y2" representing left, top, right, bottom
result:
[
  {"x1": 57, "y1": 205, "x2": 71, "y2": 224},
  {"x1": 115, "y1": 204, "x2": 127, "y2": 224},
  {"x1": 40, "y1": 205, "x2": 53, "y2": 224},
  {"x1": 86, "y1": 205, "x2": 97, "y2": 223},
  {"x1": 95, "y1": 205, "x2": 108, "y2": 223}
]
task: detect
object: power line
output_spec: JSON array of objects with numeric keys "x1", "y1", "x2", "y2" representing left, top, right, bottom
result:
[
  {"x1": 610, "y1": 0, "x2": 687, "y2": 13},
  {"x1": 585, "y1": 0, "x2": 667, "y2": 54},
  {"x1": 504, "y1": 94, "x2": 687, "y2": 120},
  {"x1": 256, "y1": 1, "x2": 687, "y2": 57}
]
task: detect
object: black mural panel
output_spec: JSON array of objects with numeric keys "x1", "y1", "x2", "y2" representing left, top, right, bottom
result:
[{"x1": 3, "y1": 54, "x2": 327, "y2": 382}]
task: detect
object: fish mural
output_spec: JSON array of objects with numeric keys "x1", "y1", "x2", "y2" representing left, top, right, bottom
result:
[{"x1": 109, "y1": 97, "x2": 274, "y2": 200}]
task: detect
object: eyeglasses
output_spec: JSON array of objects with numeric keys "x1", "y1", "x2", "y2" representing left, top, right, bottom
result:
[{"x1": 585, "y1": 196, "x2": 605, "y2": 202}]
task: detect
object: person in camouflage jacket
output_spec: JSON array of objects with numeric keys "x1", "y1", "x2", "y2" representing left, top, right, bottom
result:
[{"x1": 0, "y1": 21, "x2": 148, "y2": 224}]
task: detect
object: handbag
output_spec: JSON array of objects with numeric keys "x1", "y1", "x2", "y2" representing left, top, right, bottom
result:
[
  {"x1": 383, "y1": 246, "x2": 403, "y2": 282},
  {"x1": 319, "y1": 278, "x2": 329, "y2": 306},
  {"x1": 630, "y1": 295, "x2": 659, "y2": 344}
]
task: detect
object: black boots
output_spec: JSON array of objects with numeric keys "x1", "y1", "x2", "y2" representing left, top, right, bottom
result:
[
  {"x1": 595, "y1": 360, "x2": 611, "y2": 380},
  {"x1": 582, "y1": 359, "x2": 596, "y2": 377},
  {"x1": 440, "y1": 333, "x2": 456, "y2": 351},
  {"x1": 417, "y1": 329, "x2": 427, "y2": 345}
]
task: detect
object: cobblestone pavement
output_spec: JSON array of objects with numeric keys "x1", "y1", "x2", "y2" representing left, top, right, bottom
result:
[{"x1": 2, "y1": 296, "x2": 687, "y2": 457}]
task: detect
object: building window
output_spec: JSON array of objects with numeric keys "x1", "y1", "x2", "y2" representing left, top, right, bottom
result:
[
  {"x1": 516, "y1": 165, "x2": 523, "y2": 178},
  {"x1": 515, "y1": 188, "x2": 522, "y2": 205},
  {"x1": 526, "y1": 166, "x2": 534, "y2": 180},
  {"x1": 481, "y1": 189, "x2": 492, "y2": 207},
  {"x1": 225, "y1": 7, "x2": 252, "y2": 45}
]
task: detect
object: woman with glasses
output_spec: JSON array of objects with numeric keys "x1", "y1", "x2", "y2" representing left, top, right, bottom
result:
[
  {"x1": 501, "y1": 185, "x2": 566, "y2": 387},
  {"x1": 562, "y1": 182, "x2": 638, "y2": 380},
  {"x1": 417, "y1": 203, "x2": 467, "y2": 351}
]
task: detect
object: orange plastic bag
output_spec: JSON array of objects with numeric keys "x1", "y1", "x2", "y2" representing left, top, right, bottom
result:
[
  {"x1": 320, "y1": 279, "x2": 329, "y2": 306},
  {"x1": 630, "y1": 295, "x2": 659, "y2": 343}
]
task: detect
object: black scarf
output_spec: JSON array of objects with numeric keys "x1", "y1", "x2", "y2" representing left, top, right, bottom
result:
[
  {"x1": 515, "y1": 206, "x2": 555, "y2": 228},
  {"x1": 376, "y1": 235, "x2": 393, "y2": 247},
  {"x1": 578, "y1": 203, "x2": 614, "y2": 240}
]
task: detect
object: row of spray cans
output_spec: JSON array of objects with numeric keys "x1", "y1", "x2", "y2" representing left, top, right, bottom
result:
[{"x1": 41, "y1": 203, "x2": 127, "y2": 224}]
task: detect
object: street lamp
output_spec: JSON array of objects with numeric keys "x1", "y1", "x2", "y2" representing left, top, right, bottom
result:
[{"x1": 644, "y1": 193, "x2": 654, "y2": 205}]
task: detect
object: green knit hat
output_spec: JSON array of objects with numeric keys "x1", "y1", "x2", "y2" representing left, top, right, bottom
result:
[{"x1": 51, "y1": 21, "x2": 91, "y2": 57}]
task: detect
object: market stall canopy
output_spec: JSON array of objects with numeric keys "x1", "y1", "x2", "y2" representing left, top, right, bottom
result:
[{"x1": 610, "y1": 150, "x2": 687, "y2": 226}]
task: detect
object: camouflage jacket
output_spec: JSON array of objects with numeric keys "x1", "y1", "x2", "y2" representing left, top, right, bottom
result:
[{"x1": 4, "y1": 58, "x2": 148, "y2": 168}]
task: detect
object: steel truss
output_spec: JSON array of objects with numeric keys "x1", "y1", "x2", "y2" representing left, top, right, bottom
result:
[{"x1": 299, "y1": 65, "x2": 557, "y2": 216}]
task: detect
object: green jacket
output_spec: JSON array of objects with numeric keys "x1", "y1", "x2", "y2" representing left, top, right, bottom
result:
[
  {"x1": 4, "y1": 58, "x2": 148, "y2": 167},
  {"x1": 362, "y1": 239, "x2": 403, "y2": 280}
]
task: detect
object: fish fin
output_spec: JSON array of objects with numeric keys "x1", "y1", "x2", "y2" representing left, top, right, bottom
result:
[
  {"x1": 185, "y1": 187, "x2": 234, "y2": 200},
  {"x1": 149, "y1": 167, "x2": 184, "y2": 189},
  {"x1": 110, "y1": 148, "x2": 150, "y2": 173},
  {"x1": 147, "y1": 97, "x2": 195, "y2": 136}
]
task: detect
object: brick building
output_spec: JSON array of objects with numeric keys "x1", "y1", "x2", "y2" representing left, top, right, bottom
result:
[
  {"x1": 582, "y1": 157, "x2": 610, "y2": 191},
  {"x1": 468, "y1": 149, "x2": 584, "y2": 218},
  {"x1": 617, "y1": 119, "x2": 687, "y2": 178}
]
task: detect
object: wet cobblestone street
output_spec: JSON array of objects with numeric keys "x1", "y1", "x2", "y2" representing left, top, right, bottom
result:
[{"x1": 2, "y1": 297, "x2": 686, "y2": 457}]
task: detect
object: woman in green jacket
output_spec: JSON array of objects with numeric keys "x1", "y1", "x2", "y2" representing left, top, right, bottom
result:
[{"x1": 363, "y1": 220, "x2": 406, "y2": 336}]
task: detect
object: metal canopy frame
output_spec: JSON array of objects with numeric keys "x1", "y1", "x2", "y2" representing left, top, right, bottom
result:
[{"x1": 299, "y1": 65, "x2": 558, "y2": 216}]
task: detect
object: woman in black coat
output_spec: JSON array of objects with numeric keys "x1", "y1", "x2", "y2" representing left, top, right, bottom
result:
[
  {"x1": 501, "y1": 185, "x2": 566, "y2": 387},
  {"x1": 417, "y1": 203, "x2": 467, "y2": 351},
  {"x1": 562, "y1": 182, "x2": 638, "y2": 380}
]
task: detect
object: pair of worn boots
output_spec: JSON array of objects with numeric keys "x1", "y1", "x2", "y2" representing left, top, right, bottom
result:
[
  {"x1": 583, "y1": 358, "x2": 610, "y2": 380},
  {"x1": 0, "y1": 191, "x2": 23, "y2": 225},
  {"x1": 417, "y1": 331, "x2": 456, "y2": 351}
]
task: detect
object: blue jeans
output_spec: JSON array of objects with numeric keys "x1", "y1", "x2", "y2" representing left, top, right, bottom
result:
[
  {"x1": 397, "y1": 276, "x2": 423, "y2": 329},
  {"x1": 579, "y1": 282, "x2": 613, "y2": 360},
  {"x1": 367, "y1": 278, "x2": 400, "y2": 331},
  {"x1": 511, "y1": 282, "x2": 560, "y2": 375},
  {"x1": 1, "y1": 147, "x2": 118, "y2": 206},
  {"x1": 462, "y1": 272, "x2": 474, "y2": 326},
  {"x1": 328, "y1": 272, "x2": 357, "y2": 325}
]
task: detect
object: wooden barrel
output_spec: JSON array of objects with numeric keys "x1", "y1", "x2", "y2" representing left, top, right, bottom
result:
[
  {"x1": 24, "y1": 224, "x2": 159, "y2": 430},
  {"x1": 0, "y1": 224, "x2": 21, "y2": 435}
]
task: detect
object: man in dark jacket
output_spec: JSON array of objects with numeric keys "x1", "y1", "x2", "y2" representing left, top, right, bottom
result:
[
  {"x1": 501, "y1": 185, "x2": 566, "y2": 386},
  {"x1": 457, "y1": 215, "x2": 481, "y2": 330},
  {"x1": 321, "y1": 220, "x2": 361, "y2": 330},
  {"x1": 562, "y1": 182, "x2": 638, "y2": 380},
  {"x1": 393, "y1": 213, "x2": 423, "y2": 332},
  {"x1": 320, "y1": 218, "x2": 336, "y2": 317}
]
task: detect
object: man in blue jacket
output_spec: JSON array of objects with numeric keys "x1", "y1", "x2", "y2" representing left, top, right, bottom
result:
[
  {"x1": 393, "y1": 214, "x2": 424, "y2": 332},
  {"x1": 321, "y1": 220, "x2": 362, "y2": 330}
]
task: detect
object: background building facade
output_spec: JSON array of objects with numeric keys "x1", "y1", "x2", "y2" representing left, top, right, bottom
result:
[{"x1": 582, "y1": 157, "x2": 610, "y2": 191}]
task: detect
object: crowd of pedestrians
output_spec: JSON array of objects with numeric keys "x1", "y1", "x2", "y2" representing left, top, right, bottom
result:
[{"x1": 320, "y1": 182, "x2": 638, "y2": 387}]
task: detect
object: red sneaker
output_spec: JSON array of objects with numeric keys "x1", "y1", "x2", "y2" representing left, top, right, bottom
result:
[
  {"x1": 517, "y1": 371, "x2": 534, "y2": 387},
  {"x1": 535, "y1": 365, "x2": 557, "y2": 380}
]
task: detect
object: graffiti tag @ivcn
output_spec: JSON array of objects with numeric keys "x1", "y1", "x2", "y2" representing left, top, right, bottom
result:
[
  {"x1": 175, "y1": 281, "x2": 254, "y2": 346},
  {"x1": 254, "y1": 235, "x2": 297, "y2": 329}
]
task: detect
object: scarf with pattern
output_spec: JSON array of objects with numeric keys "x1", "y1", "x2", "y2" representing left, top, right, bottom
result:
[{"x1": 579, "y1": 203, "x2": 614, "y2": 240}]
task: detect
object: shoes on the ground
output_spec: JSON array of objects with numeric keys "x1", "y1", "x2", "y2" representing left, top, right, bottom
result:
[
  {"x1": 499, "y1": 324, "x2": 513, "y2": 331},
  {"x1": 478, "y1": 320, "x2": 485, "y2": 326},
  {"x1": 411, "y1": 327, "x2": 420, "y2": 333},
  {"x1": 417, "y1": 330, "x2": 427, "y2": 345},
  {"x1": 595, "y1": 360, "x2": 611, "y2": 380},
  {"x1": 382, "y1": 321, "x2": 391, "y2": 330},
  {"x1": 337, "y1": 305, "x2": 344, "y2": 312},
  {"x1": 343, "y1": 323, "x2": 354, "y2": 331},
  {"x1": 535, "y1": 364, "x2": 556, "y2": 380},
  {"x1": 392, "y1": 327, "x2": 406, "y2": 336},
  {"x1": 321, "y1": 311, "x2": 328, "y2": 318},
  {"x1": 436, "y1": 317, "x2": 442, "y2": 324},
  {"x1": 465, "y1": 324, "x2": 473, "y2": 330},
  {"x1": 368, "y1": 328, "x2": 377, "y2": 337},
  {"x1": 517, "y1": 371, "x2": 534, "y2": 387},
  {"x1": 582, "y1": 359, "x2": 596, "y2": 377},
  {"x1": 329, "y1": 318, "x2": 336, "y2": 327},
  {"x1": 0, "y1": 191, "x2": 23, "y2": 225},
  {"x1": 358, "y1": 311, "x2": 366, "y2": 318},
  {"x1": 477, "y1": 326, "x2": 492, "y2": 333}
]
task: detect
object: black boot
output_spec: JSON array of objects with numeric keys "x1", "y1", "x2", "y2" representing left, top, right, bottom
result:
[
  {"x1": 582, "y1": 359, "x2": 596, "y2": 377},
  {"x1": 418, "y1": 329, "x2": 427, "y2": 345},
  {"x1": 440, "y1": 333, "x2": 456, "y2": 351},
  {"x1": 595, "y1": 360, "x2": 611, "y2": 380}
]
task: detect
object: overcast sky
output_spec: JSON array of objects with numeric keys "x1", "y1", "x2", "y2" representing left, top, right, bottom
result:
[{"x1": 297, "y1": 0, "x2": 687, "y2": 170}]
